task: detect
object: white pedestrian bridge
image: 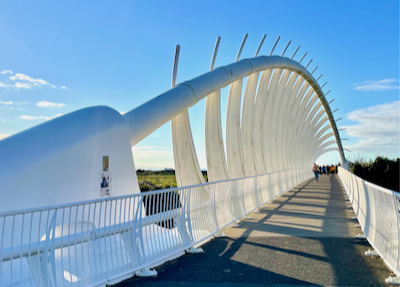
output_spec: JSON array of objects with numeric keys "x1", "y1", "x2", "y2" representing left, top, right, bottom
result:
[{"x1": 0, "y1": 35, "x2": 398, "y2": 286}]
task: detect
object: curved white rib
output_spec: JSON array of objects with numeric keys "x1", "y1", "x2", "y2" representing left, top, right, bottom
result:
[
  {"x1": 205, "y1": 90, "x2": 229, "y2": 182},
  {"x1": 281, "y1": 75, "x2": 303, "y2": 169},
  {"x1": 226, "y1": 79, "x2": 245, "y2": 179},
  {"x1": 253, "y1": 69, "x2": 273, "y2": 174},
  {"x1": 124, "y1": 54, "x2": 347, "y2": 184},
  {"x1": 263, "y1": 68, "x2": 283, "y2": 172},
  {"x1": 273, "y1": 70, "x2": 298, "y2": 171},
  {"x1": 171, "y1": 111, "x2": 206, "y2": 187},
  {"x1": 241, "y1": 72, "x2": 260, "y2": 176}
]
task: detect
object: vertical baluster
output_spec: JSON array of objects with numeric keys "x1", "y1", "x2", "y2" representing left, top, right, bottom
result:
[
  {"x1": 10, "y1": 215, "x2": 15, "y2": 286},
  {"x1": 37, "y1": 211, "x2": 43, "y2": 287},
  {"x1": 113, "y1": 199, "x2": 120, "y2": 272},
  {"x1": 74, "y1": 206, "x2": 80, "y2": 285},
  {"x1": 126, "y1": 198, "x2": 132, "y2": 266},
  {"x1": 93, "y1": 203, "x2": 100, "y2": 281},
  {"x1": 80, "y1": 204, "x2": 85, "y2": 284},
  {"x1": 120, "y1": 198, "x2": 127, "y2": 268},
  {"x1": 60, "y1": 208, "x2": 66, "y2": 287},
  {"x1": 103, "y1": 201, "x2": 110, "y2": 275},
  {"x1": 20, "y1": 213, "x2": 25, "y2": 287},
  {"x1": 86, "y1": 203, "x2": 92, "y2": 284}
]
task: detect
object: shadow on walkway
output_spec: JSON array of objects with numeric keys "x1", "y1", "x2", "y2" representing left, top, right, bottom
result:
[{"x1": 117, "y1": 175, "x2": 394, "y2": 287}]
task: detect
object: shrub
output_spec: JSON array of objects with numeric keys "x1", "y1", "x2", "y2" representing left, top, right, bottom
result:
[{"x1": 349, "y1": 155, "x2": 399, "y2": 192}]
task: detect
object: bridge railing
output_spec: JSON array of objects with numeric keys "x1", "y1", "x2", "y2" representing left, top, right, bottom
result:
[
  {"x1": 338, "y1": 167, "x2": 400, "y2": 278},
  {"x1": 0, "y1": 168, "x2": 310, "y2": 287}
]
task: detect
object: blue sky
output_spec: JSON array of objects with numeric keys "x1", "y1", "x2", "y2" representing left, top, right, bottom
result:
[{"x1": 0, "y1": 1, "x2": 398, "y2": 170}]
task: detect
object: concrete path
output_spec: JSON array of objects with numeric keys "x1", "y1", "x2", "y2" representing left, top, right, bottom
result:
[{"x1": 118, "y1": 175, "x2": 395, "y2": 286}]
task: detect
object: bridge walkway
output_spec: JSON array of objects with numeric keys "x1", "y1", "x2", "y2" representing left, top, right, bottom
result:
[{"x1": 118, "y1": 175, "x2": 394, "y2": 286}]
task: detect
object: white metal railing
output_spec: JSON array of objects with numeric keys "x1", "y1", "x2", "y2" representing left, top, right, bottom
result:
[
  {"x1": 0, "y1": 168, "x2": 310, "y2": 287},
  {"x1": 338, "y1": 167, "x2": 400, "y2": 281}
]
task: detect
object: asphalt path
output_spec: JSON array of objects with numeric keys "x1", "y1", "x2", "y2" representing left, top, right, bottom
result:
[{"x1": 117, "y1": 175, "x2": 394, "y2": 287}]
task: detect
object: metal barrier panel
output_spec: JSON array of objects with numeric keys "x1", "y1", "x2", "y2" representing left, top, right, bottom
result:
[
  {"x1": 0, "y1": 168, "x2": 310, "y2": 287},
  {"x1": 338, "y1": 167, "x2": 400, "y2": 277}
]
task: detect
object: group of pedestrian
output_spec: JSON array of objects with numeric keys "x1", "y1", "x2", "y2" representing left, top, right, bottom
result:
[{"x1": 312, "y1": 163, "x2": 338, "y2": 182}]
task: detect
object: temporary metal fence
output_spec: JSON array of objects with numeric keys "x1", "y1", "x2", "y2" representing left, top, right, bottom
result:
[
  {"x1": 338, "y1": 167, "x2": 400, "y2": 283},
  {"x1": 0, "y1": 168, "x2": 310, "y2": 287}
]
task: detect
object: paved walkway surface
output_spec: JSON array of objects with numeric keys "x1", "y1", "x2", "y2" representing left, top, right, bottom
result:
[{"x1": 118, "y1": 175, "x2": 394, "y2": 286}]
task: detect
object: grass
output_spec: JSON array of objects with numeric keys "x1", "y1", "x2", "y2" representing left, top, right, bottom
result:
[
  {"x1": 137, "y1": 174, "x2": 177, "y2": 191},
  {"x1": 136, "y1": 169, "x2": 208, "y2": 191}
]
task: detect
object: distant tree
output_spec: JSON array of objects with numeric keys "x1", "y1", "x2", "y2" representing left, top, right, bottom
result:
[{"x1": 349, "y1": 155, "x2": 399, "y2": 192}]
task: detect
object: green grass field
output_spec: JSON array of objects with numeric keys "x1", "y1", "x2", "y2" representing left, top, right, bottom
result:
[
  {"x1": 137, "y1": 170, "x2": 208, "y2": 191},
  {"x1": 137, "y1": 174, "x2": 177, "y2": 191}
]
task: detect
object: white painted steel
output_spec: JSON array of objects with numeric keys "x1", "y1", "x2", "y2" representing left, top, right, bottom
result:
[
  {"x1": 171, "y1": 110, "x2": 206, "y2": 187},
  {"x1": 241, "y1": 72, "x2": 259, "y2": 176},
  {"x1": 338, "y1": 167, "x2": 400, "y2": 279},
  {"x1": 123, "y1": 55, "x2": 347, "y2": 165},
  {"x1": 226, "y1": 34, "x2": 248, "y2": 179},
  {"x1": 0, "y1": 168, "x2": 310, "y2": 287},
  {"x1": 171, "y1": 45, "x2": 206, "y2": 187},
  {"x1": 205, "y1": 90, "x2": 229, "y2": 182},
  {"x1": 205, "y1": 37, "x2": 229, "y2": 182},
  {"x1": 0, "y1": 43, "x2": 349, "y2": 285},
  {"x1": 263, "y1": 68, "x2": 283, "y2": 172},
  {"x1": 226, "y1": 79, "x2": 245, "y2": 178},
  {"x1": 0, "y1": 107, "x2": 140, "y2": 213},
  {"x1": 253, "y1": 69, "x2": 273, "y2": 174}
]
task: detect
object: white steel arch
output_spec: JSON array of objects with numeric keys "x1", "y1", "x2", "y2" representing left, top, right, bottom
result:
[
  {"x1": 0, "y1": 35, "x2": 347, "y2": 213},
  {"x1": 123, "y1": 41, "x2": 347, "y2": 187}
]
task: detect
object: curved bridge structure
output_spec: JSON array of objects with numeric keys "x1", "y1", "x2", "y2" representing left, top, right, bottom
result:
[
  {"x1": 0, "y1": 35, "x2": 372, "y2": 287},
  {"x1": 124, "y1": 35, "x2": 346, "y2": 187}
]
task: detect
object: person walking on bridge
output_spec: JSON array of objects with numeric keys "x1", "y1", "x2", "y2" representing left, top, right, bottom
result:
[
  {"x1": 330, "y1": 165, "x2": 335, "y2": 175},
  {"x1": 312, "y1": 163, "x2": 319, "y2": 182}
]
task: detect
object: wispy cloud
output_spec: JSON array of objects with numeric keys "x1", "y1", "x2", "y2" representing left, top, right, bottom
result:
[
  {"x1": 61, "y1": 86, "x2": 67, "y2": 89},
  {"x1": 0, "y1": 101, "x2": 13, "y2": 105},
  {"x1": 14, "y1": 82, "x2": 32, "y2": 89},
  {"x1": 36, "y1": 101, "x2": 65, "y2": 108},
  {"x1": 18, "y1": 114, "x2": 62, "y2": 120},
  {"x1": 354, "y1": 79, "x2": 399, "y2": 91},
  {"x1": 343, "y1": 101, "x2": 399, "y2": 156},
  {"x1": 10, "y1": 73, "x2": 56, "y2": 89},
  {"x1": 0, "y1": 82, "x2": 13, "y2": 88},
  {"x1": 1, "y1": 71, "x2": 63, "y2": 90}
]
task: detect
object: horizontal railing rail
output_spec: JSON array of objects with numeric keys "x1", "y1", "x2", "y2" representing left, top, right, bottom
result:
[
  {"x1": 338, "y1": 167, "x2": 400, "y2": 279},
  {"x1": 0, "y1": 168, "x2": 311, "y2": 287}
]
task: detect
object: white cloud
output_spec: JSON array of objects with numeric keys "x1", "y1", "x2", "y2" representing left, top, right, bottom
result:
[
  {"x1": 0, "y1": 70, "x2": 13, "y2": 75},
  {"x1": 36, "y1": 101, "x2": 65, "y2": 108},
  {"x1": 14, "y1": 82, "x2": 32, "y2": 89},
  {"x1": 18, "y1": 114, "x2": 62, "y2": 120},
  {"x1": 0, "y1": 82, "x2": 13, "y2": 88},
  {"x1": 354, "y1": 79, "x2": 399, "y2": 91},
  {"x1": 10, "y1": 73, "x2": 56, "y2": 89},
  {"x1": 0, "y1": 101, "x2": 13, "y2": 105},
  {"x1": 343, "y1": 101, "x2": 399, "y2": 156},
  {"x1": 0, "y1": 133, "x2": 10, "y2": 140},
  {"x1": 61, "y1": 86, "x2": 67, "y2": 89}
]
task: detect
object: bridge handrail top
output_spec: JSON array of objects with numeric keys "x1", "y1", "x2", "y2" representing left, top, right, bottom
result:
[
  {"x1": 0, "y1": 167, "x2": 309, "y2": 217},
  {"x1": 339, "y1": 167, "x2": 398, "y2": 196}
]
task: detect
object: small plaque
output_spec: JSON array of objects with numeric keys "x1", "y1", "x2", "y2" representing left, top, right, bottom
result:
[
  {"x1": 103, "y1": 156, "x2": 109, "y2": 172},
  {"x1": 100, "y1": 173, "x2": 111, "y2": 197}
]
